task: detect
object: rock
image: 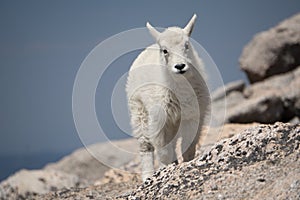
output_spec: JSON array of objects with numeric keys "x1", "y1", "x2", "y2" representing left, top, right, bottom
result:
[
  {"x1": 44, "y1": 146, "x2": 109, "y2": 185},
  {"x1": 36, "y1": 123, "x2": 299, "y2": 199},
  {"x1": 282, "y1": 67, "x2": 300, "y2": 117},
  {"x1": 211, "y1": 89, "x2": 244, "y2": 124},
  {"x1": 216, "y1": 13, "x2": 300, "y2": 123},
  {"x1": 289, "y1": 116, "x2": 300, "y2": 125},
  {"x1": 225, "y1": 91, "x2": 246, "y2": 108},
  {"x1": 99, "y1": 123, "x2": 256, "y2": 186},
  {"x1": 120, "y1": 122, "x2": 300, "y2": 200},
  {"x1": 45, "y1": 138, "x2": 138, "y2": 184},
  {"x1": 240, "y1": 13, "x2": 300, "y2": 83},
  {"x1": 36, "y1": 123, "x2": 272, "y2": 199},
  {"x1": 0, "y1": 139, "x2": 138, "y2": 199},
  {"x1": 212, "y1": 67, "x2": 300, "y2": 124},
  {"x1": 243, "y1": 66, "x2": 300, "y2": 98},
  {"x1": 227, "y1": 92, "x2": 284, "y2": 123},
  {"x1": 211, "y1": 90, "x2": 246, "y2": 126},
  {"x1": 200, "y1": 123, "x2": 258, "y2": 147},
  {"x1": 211, "y1": 80, "x2": 246, "y2": 101},
  {"x1": 245, "y1": 66, "x2": 300, "y2": 122},
  {"x1": 243, "y1": 66, "x2": 300, "y2": 122},
  {"x1": 0, "y1": 169, "x2": 80, "y2": 199}
]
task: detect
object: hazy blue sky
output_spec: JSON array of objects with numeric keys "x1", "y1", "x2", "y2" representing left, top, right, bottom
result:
[{"x1": 0, "y1": 0, "x2": 299, "y2": 169}]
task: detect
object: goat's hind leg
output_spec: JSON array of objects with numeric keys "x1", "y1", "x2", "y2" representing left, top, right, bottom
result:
[
  {"x1": 157, "y1": 141, "x2": 178, "y2": 168},
  {"x1": 156, "y1": 129, "x2": 179, "y2": 168},
  {"x1": 181, "y1": 120, "x2": 201, "y2": 162}
]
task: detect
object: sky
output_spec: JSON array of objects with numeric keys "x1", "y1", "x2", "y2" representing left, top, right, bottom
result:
[{"x1": 0, "y1": 0, "x2": 299, "y2": 178}]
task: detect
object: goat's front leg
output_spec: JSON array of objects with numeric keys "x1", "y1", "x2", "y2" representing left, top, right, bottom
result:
[{"x1": 139, "y1": 137, "x2": 154, "y2": 182}]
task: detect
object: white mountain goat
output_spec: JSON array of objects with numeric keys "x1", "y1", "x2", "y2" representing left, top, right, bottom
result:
[{"x1": 126, "y1": 14, "x2": 210, "y2": 181}]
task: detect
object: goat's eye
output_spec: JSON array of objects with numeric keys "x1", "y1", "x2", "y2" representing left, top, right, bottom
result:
[{"x1": 162, "y1": 49, "x2": 168, "y2": 55}]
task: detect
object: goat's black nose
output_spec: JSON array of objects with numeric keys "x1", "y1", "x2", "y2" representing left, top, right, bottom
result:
[{"x1": 174, "y1": 63, "x2": 186, "y2": 70}]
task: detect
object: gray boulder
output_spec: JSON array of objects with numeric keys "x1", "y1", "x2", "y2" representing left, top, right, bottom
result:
[
  {"x1": 240, "y1": 13, "x2": 300, "y2": 83},
  {"x1": 226, "y1": 92, "x2": 284, "y2": 123},
  {"x1": 244, "y1": 66, "x2": 300, "y2": 121},
  {"x1": 212, "y1": 67, "x2": 300, "y2": 124},
  {"x1": 211, "y1": 80, "x2": 245, "y2": 101}
]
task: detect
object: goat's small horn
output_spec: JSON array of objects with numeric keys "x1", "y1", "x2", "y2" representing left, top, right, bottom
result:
[
  {"x1": 146, "y1": 22, "x2": 160, "y2": 41},
  {"x1": 184, "y1": 14, "x2": 197, "y2": 36}
]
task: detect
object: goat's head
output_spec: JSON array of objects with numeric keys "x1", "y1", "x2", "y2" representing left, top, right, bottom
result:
[{"x1": 146, "y1": 14, "x2": 197, "y2": 75}]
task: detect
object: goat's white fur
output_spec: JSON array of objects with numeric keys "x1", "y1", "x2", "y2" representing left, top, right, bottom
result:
[{"x1": 126, "y1": 14, "x2": 210, "y2": 181}]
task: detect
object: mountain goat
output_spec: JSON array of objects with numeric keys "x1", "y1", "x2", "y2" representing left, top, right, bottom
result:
[{"x1": 126, "y1": 14, "x2": 210, "y2": 181}]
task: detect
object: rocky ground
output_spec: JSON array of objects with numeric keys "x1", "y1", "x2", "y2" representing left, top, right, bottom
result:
[
  {"x1": 120, "y1": 122, "x2": 300, "y2": 200},
  {"x1": 0, "y1": 123, "x2": 256, "y2": 199},
  {"x1": 1, "y1": 123, "x2": 299, "y2": 199},
  {"x1": 36, "y1": 123, "x2": 300, "y2": 199},
  {"x1": 1, "y1": 12, "x2": 300, "y2": 200}
]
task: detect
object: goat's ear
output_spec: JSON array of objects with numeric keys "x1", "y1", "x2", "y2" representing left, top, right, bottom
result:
[
  {"x1": 184, "y1": 14, "x2": 197, "y2": 37},
  {"x1": 146, "y1": 22, "x2": 160, "y2": 41}
]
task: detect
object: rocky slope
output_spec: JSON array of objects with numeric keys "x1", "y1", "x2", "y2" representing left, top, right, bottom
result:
[
  {"x1": 0, "y1": 124, "x2": 255, "y2": 199},
  {"x1": 37, "y1": 122, "x2": 300, "y2": 199}
]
